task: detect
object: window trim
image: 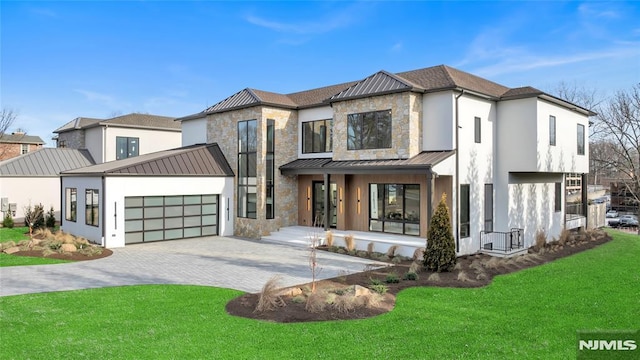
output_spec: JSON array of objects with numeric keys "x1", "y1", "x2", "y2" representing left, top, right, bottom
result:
[
  {"x1": 549, "y1": 115, "x2": 556, "y2": 146},
  {"x1": 85, "y1": 189, "x2": 99, "y2": 227},
  {"x1": 347, "y1": 109, "x2": 392, "y2": 150},
  {"x1": 577, "y1": 124, "x2": 585, "y2": 155},
  {"x1": 474, "y1": 116, "x2": 481, "y2": 143},
  {"x1": 65, "y1": 188, "x2": 77, "y2": 222}
]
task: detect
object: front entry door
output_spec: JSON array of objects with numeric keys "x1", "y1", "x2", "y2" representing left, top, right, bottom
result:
[{"x1": 312, "y1": 181, "x2": 337, "y2": 228}]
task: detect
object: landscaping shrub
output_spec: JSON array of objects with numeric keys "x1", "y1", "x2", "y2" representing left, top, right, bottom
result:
[
  {"x1": 305, "y1": 291, "x2": 327, "y2": 313},
  {"x1": 23, "y1": 203, "x2": 45, "y2": 233},
  {"x1": 45, "y1": 207, "x2": 56, "y2": 228},
  {"x1": 369, "y1": 284, "x2": 388, "y2": 295},
  {"x1": 324, "y1": 231, "x2": 334, "y2": 247},
  {"x1": 333, "y1": 295, "x2": 356, "y2": 314},
  {"x1": 424, "y1": 193, "x2": 456, "y2": 272},
  {"x1": 2, "y1": 212, "x2": 14, "y2": 228},
  {"x1": 385, "y1": 272, "x2": 400, "y2": 284},
  {"x1": 427, "y1": 272, "x2": 441, "y2": 282},
  {"x1": 403, "y1": 272, "x2": 419, "y2": 281},
  {"x1": 254, "y1": 276, "x2": 285, "y2": 313},
  {"x1": 344, "y1": 234, "x2": 355, "y2": 252},
  {"x1": 534, "y1": 229, "x2": 547, "y2": 252},
  {"x1": 386, "y1": 245, "x2": 399, "y2": 257},
  {"x1": 366, "y1": 242, "x2": 374, "y2": 257}
]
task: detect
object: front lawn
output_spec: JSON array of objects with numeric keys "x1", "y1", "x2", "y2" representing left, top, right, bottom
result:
[
  {"x1": 0, "y1": 226, "x2": 30, "y2": 242},
  {"x1": 1, "y1": 231, "x2": 638, "y2": 359}
]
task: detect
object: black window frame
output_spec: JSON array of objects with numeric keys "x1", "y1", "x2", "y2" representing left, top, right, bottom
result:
[
  {"x1": 237, "y1": 119, "x2": 257, "y2": 219},
  {"x1": 266, "y1": 119, "x2": 275, "y2": 220},
  {"x1": 368, "y1": 183, "x2": 420, "y2": 236},
  {"x1": 65, "y1": 187, "x2": 77, "y2": 222},
  {"x1": 555, "y1": 182, "x2": 562, "y2": 212},
  {"x1": 85, "y1": 189, "x2": 99, "y2": 227},
  {"x1": 549, "y1": 115, "x2": 556, "y2": 146},
  {"x1": 347, "y1": 109, "x2": 392, "y2": 150},
  {"x1": 302, "y1": 119, "x2": 332, "y2": 153},
  {"x1": 116, "y1": 136, "x2": 139, "y2": 160},
  {"x1": 484, "y1": 184, "x2": 493, "y2": 232},
  {"x1": 460, "y1": 184, "x2": 470, "y2": 238},
  {"x1": 474, "y1": 116, "x2": 481, "y2": 143}
]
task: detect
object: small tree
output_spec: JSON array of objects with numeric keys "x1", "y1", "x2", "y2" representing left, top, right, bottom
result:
[
  {"x1": 23, "y1": 203, "x2": 45, "y2": 237},
  {"x1": 2, "y1": 212, "x2": 14, "y2": 228},
  {"x1": 45, "y1": 206, "x2": 56, "y2": 228},
  {"x1": 424, "y1": 193, "x2": 457, "y2": 272}
]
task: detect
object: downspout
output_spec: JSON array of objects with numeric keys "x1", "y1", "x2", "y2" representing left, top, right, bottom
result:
[{"x1": 454, "y1": 89, "x2": 465, "y2": 252}]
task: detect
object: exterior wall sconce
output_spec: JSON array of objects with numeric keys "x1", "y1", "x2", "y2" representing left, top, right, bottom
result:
[
  {"x1": 339, "y1": 187, "x2": 344, "y2": 214},
  {"x1": 306, "y1": 186, "x2": 311, "y2": 211},
  {"x1": 357, "y1": 187, "x2": 361, "y2": 214}
]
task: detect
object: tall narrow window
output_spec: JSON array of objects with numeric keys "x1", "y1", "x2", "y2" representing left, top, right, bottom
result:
[
  {"x1": 474, "y1": 117, "x2": 481, "y2": 143},
  {"x1": 577, "y1": 124, "x2": 585, "y2": 155},
  {"x1": 484, "y1": 184, "x2": 493, "y2": 232},
  {"x1": 85, "y1": 189, "x2": 99, "y2": 226},
  {"x1": 116, "y1": 137, "x2": 139, "y2": 159},
  {"x1": 555, "y1": 182, "x2": 562, "y2": 212},
  {"x1": 302, "y1": 119, "x2": 332, "y2": 153},
  {"x1": 549, "y1": 115, "x2": 556, "y2": 146},
  {"x1": 266, "y1": 119, "x2": 275, "y2": 219},
  {"x1": 460, "y1": 184, "x2": 470, "y2": 238},
  {"x1": 65, "y1": 188, "x2": 77, "y2": 222},
  {"x1": 238, "y1": 120, "x2": 257, "y2": 219}
]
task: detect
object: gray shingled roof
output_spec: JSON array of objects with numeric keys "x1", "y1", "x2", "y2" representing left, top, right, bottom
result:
[
  {"x1": 178, "y1": 64, "x2": 590, "y2": 119},
  {"x1": 0, "y1": 133, "x2": 45, "y2": 144},
  {"x1": 62, "y1": 143, "x2": 233, "y2": 177},
  {"x1": 0, "y1": 148, "x2": 95, "y2": 177},
  {"x1": 54, "y1": 113, "x2": 179, "y2": 134},
  {"x1": 280, "y1": 151, "x2": 454, "y2": 175}
]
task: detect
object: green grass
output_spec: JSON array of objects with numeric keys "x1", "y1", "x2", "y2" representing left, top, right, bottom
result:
[
  {"x1": 1, "y1": 231, "x2": 638, "y2": 359},
  {"x1": 0, "y1": 226, "x2": 71, "y2": 267}
]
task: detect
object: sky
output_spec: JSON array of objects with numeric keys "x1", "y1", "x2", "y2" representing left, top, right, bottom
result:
[{"x1": 2, "y1": 1, "x2": 639, "y2": 145}]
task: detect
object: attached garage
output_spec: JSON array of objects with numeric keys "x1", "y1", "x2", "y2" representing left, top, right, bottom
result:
[{"x1": 60, "y1": 143, "x2": 234, "y2": 248}]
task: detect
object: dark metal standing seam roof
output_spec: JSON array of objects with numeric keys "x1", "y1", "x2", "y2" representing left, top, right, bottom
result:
[
  {"x1": 61, "y1": 143, "x2": 234, "y2": 177},
  {"x1": 329, "y1": 71, "x2": 424, "y2": 102},
  {"x1": 0, "y1": 148, "x2": 95, "y2": 176},
  {"x1": 280, "y1": 151, "x2": 455, "y2": 175},
  {"x1": 0, "y1": 134, "x2": 45, "y2": 144}
]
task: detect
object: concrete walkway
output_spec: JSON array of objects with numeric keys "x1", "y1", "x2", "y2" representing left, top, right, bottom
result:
[{"x1": 0, "y1": 236, "x2": 384, "y2": 297}]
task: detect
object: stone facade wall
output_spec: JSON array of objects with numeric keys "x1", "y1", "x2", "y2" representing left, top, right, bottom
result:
[
  {"x1": 332, "y1": 92, "x2": 422, "y2": 161},
  {"x1": 206, "y1": 106, "x2": 298, "y2": 239},
  {"x1": 57, "y1": 130, "x2": 85, "y2": 150}
]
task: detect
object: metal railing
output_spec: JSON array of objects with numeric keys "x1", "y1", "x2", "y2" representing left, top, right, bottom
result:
[
  {"x1": 566, "y1": 203, "x2": 584, "y2": 216},
  {"x1": 480, "y1": 228, "x2": 524, "y2": 253}
]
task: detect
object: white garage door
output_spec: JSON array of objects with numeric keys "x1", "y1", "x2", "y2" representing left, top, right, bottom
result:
[{"x1": 124, "y1": 194, "x2": 218, "y2": 244}]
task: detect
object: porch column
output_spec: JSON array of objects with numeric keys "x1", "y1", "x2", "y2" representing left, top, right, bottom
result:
[
  {"x1": 324, "y1": 173, "x2": 331, "y2": 231},
  {"x1": 582, "y1": 173, "x2": 588, "y2": 228}
]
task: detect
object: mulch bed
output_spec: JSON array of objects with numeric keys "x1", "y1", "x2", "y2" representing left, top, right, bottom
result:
[
  {"x1": 10, "y1": 248, "x2": 113, "y2": 261},
  {"x1": 226, "y1": 232, "x2": 612, "y2": 323}
]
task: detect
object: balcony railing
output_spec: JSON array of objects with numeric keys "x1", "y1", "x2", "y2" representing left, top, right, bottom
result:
[{"x1": 480, "y1": 228, "x2": 524, "y2": 253}]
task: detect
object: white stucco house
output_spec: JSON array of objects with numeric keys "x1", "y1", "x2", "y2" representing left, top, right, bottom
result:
[
  {"x1": 0, "y1": 148, "x2": 95, "y2": 221},
  {"x1": 60, "y1": 143, "x2": 234, "y2": 247}
]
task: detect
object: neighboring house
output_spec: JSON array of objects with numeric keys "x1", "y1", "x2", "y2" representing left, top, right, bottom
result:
[
  {"x1": 60, "y1": 143, "x2": 234, "y2": 247},
  {"x1": 0, "y1": 132, "x2": 44, "y2": 161},
  {"x1": 0, "y1": 148, "x2": 95, "y2": 221},
  {"x1": 172, "y1": 64, "x2": 590, "y2": 256},
  {"x1": 53, "y1": 113, "x2": 182, "y2": 164}
]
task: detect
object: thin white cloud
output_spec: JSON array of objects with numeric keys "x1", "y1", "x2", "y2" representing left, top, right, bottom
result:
[
  {"x1": 245, "y1": 3, "x2": 367, "y2": 35},
  {"x1": 29, "y1": 7, "x2": 58, "y2": 18},
  {"x1": 578, "y1": 3, "x2": 620, "y2": 19},
  {"x1": 390, "y1": 42, "x2": 403, "y2": 52},
  {"x1": 73, "y1": 89, "x2": 130, "y2": 110}
]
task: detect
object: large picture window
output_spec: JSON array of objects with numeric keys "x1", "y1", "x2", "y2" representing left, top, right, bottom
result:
[
  {"x1": 460, "y1": 184, "x2": 470, "y2": 238},
  {"x1": 65, "y1": 188, "x2": 77, "y2": 222},
  {"x1": 85, "y1": 189, "x2": 99, "y2": 226},
  {"x1": 302, "y1": 119, "x2": 332, "y2": 153},
  {"x1": 347, "y1": 110, "x2": 392, "y2": 150},
  {"x1": 369, "y1": 184, "x2": 420, "y2": 236},
  {"x1": 238, "y1": 120, "x2": 257, "y2": 219},
  {"x1": 116, "y1": 136, "x2": 139, "y2": 160}
]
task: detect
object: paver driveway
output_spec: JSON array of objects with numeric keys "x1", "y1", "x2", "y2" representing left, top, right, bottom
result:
[{"x1": 0, "y1": 236, "x2": 382, "y2": 297}]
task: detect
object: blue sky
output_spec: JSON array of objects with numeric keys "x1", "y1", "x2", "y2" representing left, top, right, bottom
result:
[{"x1": 2, "y1": 1, "x2": 639, "y2": 145}]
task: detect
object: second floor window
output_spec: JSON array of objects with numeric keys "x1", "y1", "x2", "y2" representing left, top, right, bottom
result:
[
  {"x1": 116, "y1": 137, "x2": 139, "y2": 160},
  {"x1": 577, "y1": 124, "x2": 585, "y2": 155},
  {"x1": 302, "y1": 119, "x2": 332, "y2": 153},
  {"x1": 347, "y1": 109, "x2": 392, "y2": 150},
  {"x1": 474, "y1": 117, "x2": 481, "y2": 143},
  {"x1": 20, "y1": 144, "x2": 29, "y2": 154}
]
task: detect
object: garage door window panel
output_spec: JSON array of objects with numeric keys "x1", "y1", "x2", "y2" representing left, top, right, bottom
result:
[
  {"x1": 144, "y1": 207, "x2": 163, "y2": 218},
  {"x1": 165, "y1": 229, "x2": 183, "y2": 240},
  {"x1": 165, "y1": 217, "x2": 183, "y2": 229}
]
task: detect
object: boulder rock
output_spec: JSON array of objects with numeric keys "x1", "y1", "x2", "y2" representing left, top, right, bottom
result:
[
  {"x1": 354, "y1": 285, "x2": 372, "y2": 297},
  {"x1": 61, "y1": 243, "x2": 77, "y2": 252},
  {"x1": 3, "y1": 246, "x2": 20, "y2": 254},
  {"x1": 280, "y1": 287, "x2": 303, "y2": 297}
]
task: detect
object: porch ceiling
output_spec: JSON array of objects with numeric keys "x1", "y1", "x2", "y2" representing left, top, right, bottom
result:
[{"x1": 280, "y1": 150, "x2": 454, "y2": 175}]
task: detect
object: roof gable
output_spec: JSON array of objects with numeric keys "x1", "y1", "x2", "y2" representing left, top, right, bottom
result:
[
  {"x1": 0, "y1": 148, "x2": 95, "y2": 176},
  {"x1": 0, "y1": 133, "x2": 45, "y2": 144},
  {"x1": 62, "y1": 143, "x2": 233, "y2": 177},
  {"x1": 329, "y1": 71, "x2": 423, "y2": 102},
  {"x1": 54, "y1": 113, "x2": 179, "y2": 134},
  {"x1": 397, "y1": 65, "x2": 510, "y2": 98}
]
